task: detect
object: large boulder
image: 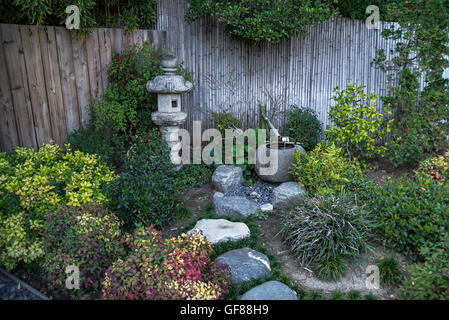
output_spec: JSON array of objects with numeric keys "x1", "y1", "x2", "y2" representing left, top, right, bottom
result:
[
  {"x1": 187, "y1": 219, "x2": 250, "y2": 245},
  {"x1": 272, "y1": 181, "x2": 306, "y2": 208},
  {"x1": 212, "y1": 165, "x2": 244, "y2": 193},
  {"x1": 240, "y1": 281, "x2": 298, "y2": 300},
  {"x1": 213, "y1": 196, "x2": 259, "y2": 219},
  {"x1": 215, "y1": 248, "x2": 271, "y2": 284},
  {"x1": 256, "y1": 142, "x2": 305, "y2": 183}
]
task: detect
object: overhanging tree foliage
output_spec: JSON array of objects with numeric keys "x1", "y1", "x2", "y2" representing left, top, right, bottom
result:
[
  {"x1": 373, "y1": 0, "x2": 449, "y2": 166},
  {"x1": 184, "y1": 0, "x2": 338, "y2": 43}
]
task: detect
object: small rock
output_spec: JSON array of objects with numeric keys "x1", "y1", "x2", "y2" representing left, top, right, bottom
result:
[
  {"x1": 213, "y1": 192, "x2": 224, "y2": 199},
  {"x1": 213, "y1": 196, "x2": 259, "y2": 219},
  {"x1": 187, "y1": 219, "x2": 250, "y2": 245},
  {"x1": 260, "y1": 203, "x2": 273, "y2": 212},
  {"x1": 215, "y1": 248, "x2": 271, "y2": 284},
  {"x1": 272, "y1": 181, "x2": 306, "y2": 208},
  {"x1": 240, "y1": 281, "x2": 298, "y2": 300},
  {"x1": 250, "y1": 191, "x2": 260, "y2": 199},
  {"x1": 212, "y1": 165, "x2": 244, "y2": 193}
]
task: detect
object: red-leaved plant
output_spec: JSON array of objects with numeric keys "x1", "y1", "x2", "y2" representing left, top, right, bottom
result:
[{"x1": 101, "y1": 226, "x2": 231, "y2": 300}]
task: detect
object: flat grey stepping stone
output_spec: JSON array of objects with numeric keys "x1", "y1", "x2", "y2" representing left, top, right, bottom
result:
[
  {"x1": 272, "y1": 181, "x2": 306, "y2": 208},
  {"x1": 187, "y1": 219, "x2": 250, "y2": 245},
  {"x1": 215, "y1": 248, "x2": 271, "y2": 284},
  {"x1": 213, "y1": 196, "x2": 259, "y2": 219},
  {"x1": 240, "y1": 281, "x2": 298, "y2": 300},
  {"x1": 212, "y1": 165, "x2": 244, "y2": 193}
]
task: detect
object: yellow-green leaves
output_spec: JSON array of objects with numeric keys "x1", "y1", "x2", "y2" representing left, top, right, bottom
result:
[{"x1": 326, "y1": 84, "x2": 392, "y2": 162}]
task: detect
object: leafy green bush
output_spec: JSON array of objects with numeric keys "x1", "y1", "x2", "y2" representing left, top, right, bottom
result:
[
  {"x1": 374, "y1": 178, "x2": 449, "y2": 260},
  {"x1": 281, "y1": 193, "x2": 374, "y2": 280},
  {"x1": 399, "y1": 235, "x2": 449, "y2": 300},
  {"x1": 101, "y1": 227, "x2": 231, "y2": 300},
  {"x1": 290, "y1": 142, "x2": 361, "y2": 195},
  {"x1": 1, "y1": 0, "x2": 156, "y2": 33},
  {"x1": 0, "y1": 143, "x2": 116, "y2": 270},
  {"x1": 67, "y1": 126, "x2": 127, "y2": 170},
  {"x1": 210, "y1": 113, "x2": 263, "y2": 184},
  {"x1": 415, "y1": 150, "x2": 449, "y2": 183},
  {"x1": 374, "y1": 0, "x2": 449, "y2": 167},
  {"x1": 212, "y1": 112, "x2": 243, "y2": 134},
  {"x1": 104, "y1": 131, "x2": 179, "y2": 230},
  {"x1": 334, "y1": 0, "x2": 402, "y2": 21},
  {"x1": 90, "y1": 43, "x2": 163, "y2": 135},
  {"x1": 284, "y1": 106, "x2": 322, "y2": 151},
  {"x1": 326, "y1": 84, "x2": 392, "y2": 162},
  {"x1": 185, "y1": 0, "x2": 337, "y2": 43},
  {"x1": 377, "y1": 254, "x2": 402, "y2": 286},
  {"x1": 175, "y1": 164, "x2": 213, "y2": 192},
  {"x1": 41, "y1": 202, "x2": 128, "y2": 299}
]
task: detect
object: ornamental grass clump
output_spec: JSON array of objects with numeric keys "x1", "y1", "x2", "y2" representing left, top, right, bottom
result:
[
  {"x1": 101, "y1": 227, "x2": 231, "y2": 300},
  {"x1": 281, "y1": 193, "x2": 374, "y2": 280}
]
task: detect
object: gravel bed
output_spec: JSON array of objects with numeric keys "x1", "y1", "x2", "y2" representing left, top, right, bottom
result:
[
  {"x1": 0, "y1": 270, "x2": 46, "y2": 300},
  {"x1": 224, "y1": 182, "x2": 274, "y2": 206}
]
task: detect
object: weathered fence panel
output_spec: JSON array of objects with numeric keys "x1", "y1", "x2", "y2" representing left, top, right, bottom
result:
[
  {"x1": 0, "y1": 23, "x2": 166, "y2": 153},
  {"x1": 156, "y1": 0, "x2": 426, "y2": 135}
]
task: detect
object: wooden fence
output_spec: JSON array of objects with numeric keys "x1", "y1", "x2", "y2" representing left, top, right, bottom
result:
[
  {"x1": 156, "y1": 0, "x2": 427, "y2": 134},
  {"x1": 0, "y1": 23, "x2": 166, "y2": 153}
]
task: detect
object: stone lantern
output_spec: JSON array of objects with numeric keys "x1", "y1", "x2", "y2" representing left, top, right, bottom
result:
[{"x1": 146, "y1": 55, "x2": 193, "y2": 166}]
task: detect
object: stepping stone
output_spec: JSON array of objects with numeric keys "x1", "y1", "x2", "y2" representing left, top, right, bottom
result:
[
  {"x1": 187, "y1": 219, "x2": 250, "y2": 245},
  {"x1": 240, "y1": 281, "x2": 298, "y2": 300},
  {"x1": 215, "y1": 248, "x2": 271, "y2": 284},
  {"x1": 212, "y1": 165, "x2": 244, "y2": 193},
  {"x1": 272, "y1": 181, "x2": 306, "y2": 208},
  {"x1": 213, "y1": 196, "x2": 259, "y2": 219}
]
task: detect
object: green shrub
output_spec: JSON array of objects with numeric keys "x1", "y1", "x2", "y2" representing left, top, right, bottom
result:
[
  {"x1": 212, "y1": 112, "x2": 243, "y2": 134},
  {"x1": 67, "y1": 126, "x2": 127, "y2": 170},
  {"x1": 210, "y1": 114, "x2": 263, "y2": 184},
  {"x1": 284, "y1": 106, "x2": 322, "y2": 151},
  {"x1": 175, "y1": 164, "x2": 213, "y2": 192},
  {"x1": 104, "y1": 131, "x2": 179, "y2": 230},
  {"x1": 377, "y1": 254, "x2": 402, "y2": 286},
  {"x1": 184, "y1": 0, "x2": 337, "y2": 43},
  {"x1": 0, "y1": 143, "x2": 116, "y2": 270},
  {"x1": 374, "y1": 178, "x2": 449, "y2": 260},
  {"x1": 281, "y1": 193, "x2": 374, "y2": 277},
  {"x1": 290, "y1": 142, "x2": 362, "y2": 195},
  {"x1": 399, "y1": 235, "x2": 449, "y2": 300},
  {"x1": 344, "y1": 174, "x2": 380, "y2": 205},
  {"x1": 326, "y1": 84, "x2": 392, "y2": 162},
  {"x1": 101, "y1": 227, "x2": 231, "y2": 300},
  {"x1": 90, "y1": 43, "x2": 163, "y2": 135},
  {"x1": 41, "y1": 202, "x2": 128, "y2": 299},
  {"x1": 334, "y1": 0, "x2": 401, "y2": 21},
  {"x1": 374, "y1": 0, "x2": 449, "y2": 167}
]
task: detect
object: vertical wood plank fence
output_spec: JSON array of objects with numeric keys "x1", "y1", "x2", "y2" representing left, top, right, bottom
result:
[{"x1": 0, "y1": 23, "x2": 166, "y2": 153}]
